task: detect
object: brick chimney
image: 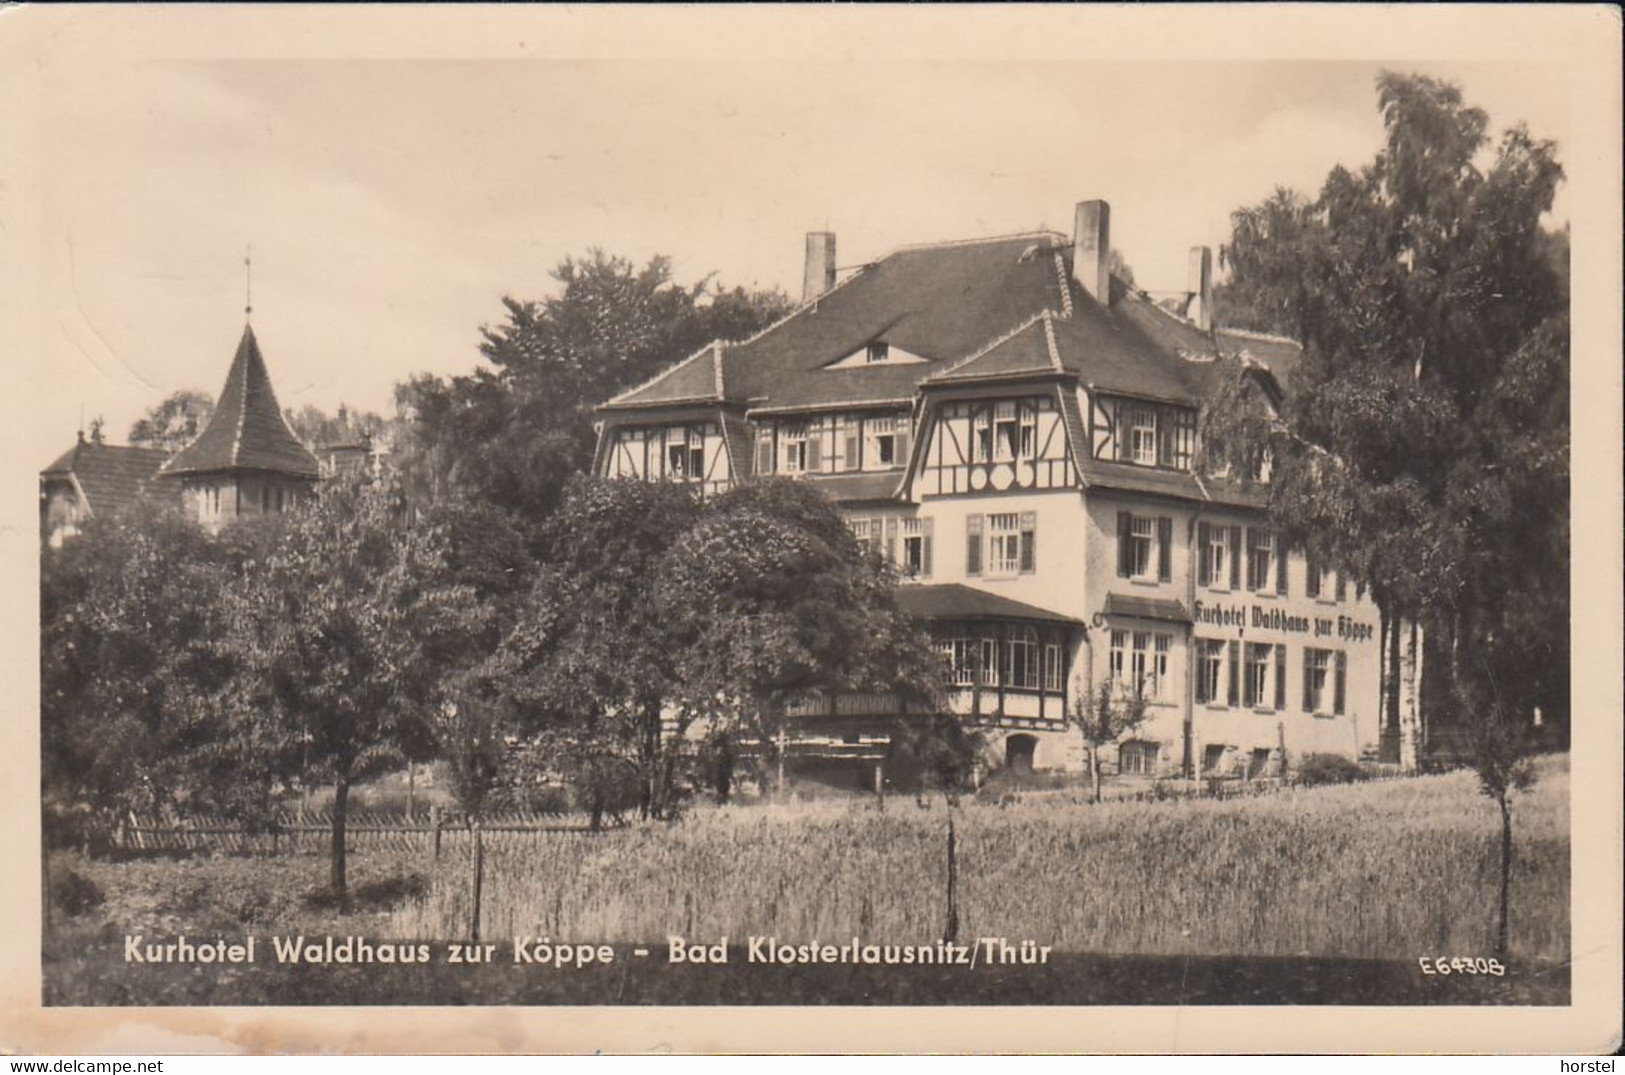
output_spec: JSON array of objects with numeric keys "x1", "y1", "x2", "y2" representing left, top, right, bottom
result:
[
  {"x1": 803, "y1": 232, "x2": 836, "y2": 303},
  {"x1": 1072, "y1": 200, "x2": 1111, "y2": 306},
  {"x1": 1188, "y1": 245, "x2": 1213, "y2": 331}
]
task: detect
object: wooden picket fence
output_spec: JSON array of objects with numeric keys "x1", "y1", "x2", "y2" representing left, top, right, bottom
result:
[{"x1": 118, "y1": 806, "x2": 625, "y2": 857}]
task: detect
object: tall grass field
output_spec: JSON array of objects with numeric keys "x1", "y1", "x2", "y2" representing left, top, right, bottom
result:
[{"x1": 390, "y1": 756, "x2": 1569, "y2": 963}]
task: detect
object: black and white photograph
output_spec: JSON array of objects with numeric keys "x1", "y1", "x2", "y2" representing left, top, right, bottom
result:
[{"x1": 1, "y1": 3, "x2": 1619, "y2": 1056}]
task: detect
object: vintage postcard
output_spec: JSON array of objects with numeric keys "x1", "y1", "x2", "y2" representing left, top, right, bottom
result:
[{"x1": 1, "y1": 3, "x2": 1619, "y2": 1056}]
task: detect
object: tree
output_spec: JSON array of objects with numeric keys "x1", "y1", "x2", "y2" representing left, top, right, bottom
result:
[
  {"x1": 496, "y1": 475, "x2": 703, "y2": 823},
  {"x1": 221, "y1": 476, "x2": 479, "y2": 904},
  {"x1": 284, "y1": 402, "x2": 394, "y2": 452},
  {"x1": 40, "y1": 499, "x2": 246, "y2": 828},
  {"x1": 392, "y1": 251, "x2": 791, "y2": 531},
  {"x1": 1201, "y1": 71, "x2": 1567, "y2": 955},
  {"x1": 128, "y1": 390, "x2": 214, "y2": 452},
  {"x1": 656, "y1": 479, "x2": 944, "y2": 798},
  {"x1": 1073, "y1": 683, "x2": 1148, "y2": 804}
]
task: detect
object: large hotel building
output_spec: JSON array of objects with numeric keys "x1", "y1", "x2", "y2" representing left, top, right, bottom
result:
[{"x1": 597, "y1": 200, "x2": 1416, "y2": 779}]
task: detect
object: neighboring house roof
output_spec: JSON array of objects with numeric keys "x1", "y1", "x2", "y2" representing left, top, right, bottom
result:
[
  {"x1": 40, "y1": 440, "x2": 173, "y2": 518},
  {"x1": 160, "y1": 324, "x2": 321, "y2": 479},
  {"x1": 896, "y1": 582, "x2": 1084, "y2": 626}
]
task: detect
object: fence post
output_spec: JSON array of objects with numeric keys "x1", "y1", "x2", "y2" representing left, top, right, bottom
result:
[
  {"x1": 430, "y1": 805, "x2": 442, "y2": 862},
  {"x1": 115, "y1": 815, "x2": 127, "y2": 853},
  {"x1": 469, "y1": 822, "x2": 484, "y2": 943}
]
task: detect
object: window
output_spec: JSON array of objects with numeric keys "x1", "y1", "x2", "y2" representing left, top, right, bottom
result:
[
  {"x1": 1195, "y1": 639, "x2": 1225, "y2": 705},
  {"x1": 1306, "y1": 556, "x2": 1334, "y2": 599},
  {"x1": 1302, "y1": 648, "x2": 1346, "y2": 715},
  {"x1": 1112, "y1": 630, "x2": 1171, "y2": 700},
  {"x1": 866, "y1": 341, "x2": 890, "y2": 364},
  {"x1": 1117, "y1": 513, "x2": 1171, "y2": 581},
  {"x1": 992, "y1": 402, "x2": 1020, "y2": 462},
  {"x1": 972, "y1": 409, "x2": 993, "y2": 463},
  {"x1": 1247, "y1": 528, "x2": 1276, "y2": 593},
  {"x1": 1119, "y1": 740, "x2": 1159, "y2": 776},
  {"x1": 755, "y1": 428, "x2": 775, "y2": 476},
  {"x1": 902, "y1": 517, "x2": 933, "y2": 578},
  {"x1": 261, "y1": 486, "x2": 271, "y2": 512},
  {"x1": 1043, "y1": 644, "x2": 1063, "y2": 691},
  {"x1": 1019, "y1": 406, "x2": 1037, "y2": 459},
  {"x1": 1129, "y1": 407, "x2": 1158, "y2": 465},
  {"x1": 941, "y1": 635, "x2": 977, "y2": 687},
  {"x1": 863, "y1": 415, "x2": 905, "y2": 470},
  {"x1": 1244, "y1": 643, "x2": 1273, "y2": 708},
  {"x1": 988, "y1": 513, "x2": 1021, "y2": 575},
  {"x1": 848, "y1": 517, "x2": 884, "y2": 559},
  {"x1": 665, "y1": 428, "x2": 705, "y2": 481},
  {"x1": 1004, "y1": 629, "x2": 1039, "y2": 689},
  {"x1": 780, "y1": 423, "x2": 808, "y2": 474},
  {"x1": 1129, "y1": 516, "x2": 1154, "y2": 577},
  {"x1": 979, "y1": 638, "x2": 998, "y2": 686},
  {"x1": 275, "y1": 487, "x2": 285, "y2": 512},
  {"x1": 1197, "y1": 522, "x2": 1231, "y2": 588}
]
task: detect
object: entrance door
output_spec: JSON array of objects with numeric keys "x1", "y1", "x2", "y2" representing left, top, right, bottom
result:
[{"x1": 1005, "y1": 734, "x2": 1037, "y2": 774}]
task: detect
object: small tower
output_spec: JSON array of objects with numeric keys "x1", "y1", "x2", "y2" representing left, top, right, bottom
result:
[{"x1": 159, "y1": 323, "x2": 320, "y2": 533}]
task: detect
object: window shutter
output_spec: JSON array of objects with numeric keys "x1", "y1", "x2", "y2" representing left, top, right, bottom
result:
[
  {"x1": 1275, "y1": 645, "x2": 1287, "y2": 711},
  {"x1": 1117, "y1": 512, "x2": 1132, "y2": 578},
  {"x1": 1229, "y1": 526, "x2": 1242, "y2": 589},
  {"x1": 1195, "y1": 645, "x2": 1210, "y2": 704},
  {"x1": 1334, "y1": 651, "x2": 1347, "y2": 716},
  {"x1": 1227, "y1": 641, "x2": 1239, "y2": 707},
  {"x1": 1336, "y1": 573, "x2": 1347, "y2": 602},
  {"x1": 1276, "y1": 536, "x2": 1288, "y2": 596},
  {"x1": 1157, "y1": 517, "x2": 1173, "y2": 581},
  {"x1": 884, "y1": 517, "x2": 897, "y2": 564},
  {"x1": 1302, "y1": 650, "x2": 1314, "y2": 713},
  {"x1": 1242, "y1": 646, "x2": 1255, "y2": 708},
  {"x1": 756, "y1": 432, "x2": 773, "y2": 476},
  {"x1": 1019, "y1": 511, "x2": 1037, "y2": 573},
  {"x1": 806, "y1": 436, "x2": 823, "y2": 471},
  {"x1": 1244, "y1": 527, "x2": 1257, "y2": 590},
  {"x1": 1306, "y1": 556, "x2": 1320, "y2": 598},
  {"x1": 922, "y1": 519, "x2": 934, "y2": 577},
  {"x1": 895, "y1": 427, "x2": 911, "y2": 468},
  {"x1": 844, "y1": 426, "x2": 861, "y2": 471},
  {"x1": 1197, "y1": 523, "x2": 1212, "y2": 586},
  {"x1": 967, "y1": 515, "x2": 983, "y2": 576}
]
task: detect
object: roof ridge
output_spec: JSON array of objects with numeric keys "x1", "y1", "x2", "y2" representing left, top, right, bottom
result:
[
  {"x1": 1051, "y1": 251, "x2": 1075, "y2": 319},
  {"x1": 1042, "y1": 310, "x2": 1063, "y2": 371},
  {"x1": 230, "y1": 326, "x2": 253, "y2": 467},
  {"x1": 885, "y1": 229, "x2": 1068, "y2": 256},
  {"x1": 601, "y1": 339, "x2": 727, "y2": 407},
  {"x1": 712, "y1": 341, "x2": 726, "y2": 399}
]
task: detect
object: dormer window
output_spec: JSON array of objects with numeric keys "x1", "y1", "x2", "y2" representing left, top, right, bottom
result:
[{"x1": 865, "y1": 342, "x2": 890, "y2": 364}]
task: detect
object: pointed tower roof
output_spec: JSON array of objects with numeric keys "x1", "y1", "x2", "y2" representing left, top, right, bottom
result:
[{"x1": 160, "y1": 324, "x2": 320, "y2": 479}]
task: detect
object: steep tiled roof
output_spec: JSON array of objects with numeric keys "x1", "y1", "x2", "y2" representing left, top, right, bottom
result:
[
  {"x1": 602, "y1": 341, "x2": 732, "y2": 410},
  {"x1": 806, "y1": 471, "x2": 907, "y2": 504},
  {"x1": 41, "y1": 441, "x2": 173, "y2": 518},
  {"x1": 1102, "y1": 593, "x2": 1192, "y2": 624},
  {"x1": 1079, "y1": 456, "x2": 1268, "y2": 509},
  {"x1": 161, "y1": 325, "x2": 320, "y2": 479},
  {"x1": 600, "y1": 233, "x2": 1071, "y2": 414},
  {"x1": 896, "y1": 583, "x2": 1083, "y2": 626}
]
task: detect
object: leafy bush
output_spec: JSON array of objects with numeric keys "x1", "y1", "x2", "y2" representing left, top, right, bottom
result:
[
  {"x1": 48, "y1": 859, "x2": 105, "y2": 917},
  {"x1": 1295, "y1": 753, "x2": 1367, "y2": 787}
]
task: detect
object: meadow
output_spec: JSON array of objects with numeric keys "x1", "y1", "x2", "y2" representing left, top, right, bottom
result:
[
  {"x1": 43, "y1": 756, "x2": 1570, "y2": 1005},
  {"x1": 391, "y1": 755, "x2": 1570, "y2": 963}
]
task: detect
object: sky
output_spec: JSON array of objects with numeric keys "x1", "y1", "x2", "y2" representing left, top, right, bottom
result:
[{"x1": 20, "y1": 21, "x2": 1578, "y2": 460}]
